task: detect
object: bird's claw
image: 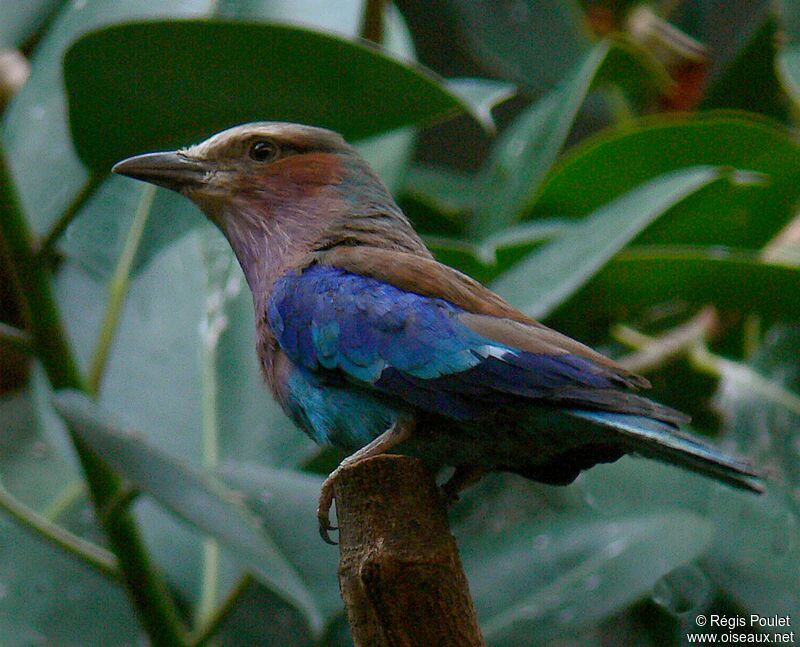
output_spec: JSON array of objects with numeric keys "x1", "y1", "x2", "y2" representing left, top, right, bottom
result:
[{"x1": 317, "y1": 474, "x2": 339, "y2": 545}]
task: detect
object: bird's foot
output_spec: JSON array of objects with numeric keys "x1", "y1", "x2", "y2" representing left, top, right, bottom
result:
[
  {"x1": 316, "y1": 417, "x2": 415, "y2": 544},
  {"x1": 317, "y1": 468, "x2": 340, "y2": 545}
]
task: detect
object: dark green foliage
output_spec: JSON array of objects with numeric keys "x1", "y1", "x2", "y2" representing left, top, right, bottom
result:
[{"x1": 1, "y1": 1, "x2": 798, "y2": 644}]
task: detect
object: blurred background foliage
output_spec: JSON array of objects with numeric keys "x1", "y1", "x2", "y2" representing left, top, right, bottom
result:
[{"x1": 0, "y1": 0, "x2": 799, "y2": 645}]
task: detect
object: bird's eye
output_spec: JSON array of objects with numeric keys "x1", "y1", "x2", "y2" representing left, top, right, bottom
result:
[{"x1": 249, "y1": 140, "x2": 278, "y2": 162}]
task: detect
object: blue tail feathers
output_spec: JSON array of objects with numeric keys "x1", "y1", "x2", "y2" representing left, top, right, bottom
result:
[{"x1": 570, "y1": 409, "x2": 764, "y2": 493}]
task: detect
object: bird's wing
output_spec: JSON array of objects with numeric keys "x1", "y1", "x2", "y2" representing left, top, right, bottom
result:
[
  {"x1": 269, "y1": 257, "x2": 685, "y2": 424},
  {"x1": 313, "y1": 246, "x2": 649, "y2": 386}
]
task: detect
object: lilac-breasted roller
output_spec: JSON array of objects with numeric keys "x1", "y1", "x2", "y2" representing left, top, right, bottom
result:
[{"x1": 113, "y1": 123, "x2": 762, "y2": 543}]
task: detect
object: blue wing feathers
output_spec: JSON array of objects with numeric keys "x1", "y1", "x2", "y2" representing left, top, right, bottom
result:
[{"x1": 269, "y1": 265, "x2": 647, "y2": 418}]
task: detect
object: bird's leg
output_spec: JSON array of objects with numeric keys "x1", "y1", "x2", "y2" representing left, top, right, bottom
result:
[
  {"x1": 441, "y1": 465, "x2": 486, "y2": 506},
  {"x1": 317, "y1": 416, "x2": 415, "y2": 544}
]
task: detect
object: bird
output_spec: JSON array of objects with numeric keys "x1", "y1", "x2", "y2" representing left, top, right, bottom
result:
[{"x1": 113, "y1": 122, "x2": 763, "y2": 543}]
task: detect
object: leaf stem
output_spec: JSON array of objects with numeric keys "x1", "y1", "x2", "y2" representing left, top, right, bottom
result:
[
  {"x1": 360, "y1": 0, "x2": 387, "y2": 44},
  {"x1": 614, "y1": 316, "x2": 800, "y2": 415},
  {"x1": 88, "y1": 184, "x2": 155, "y2": 395},
  {"x1": 42, "y1": 479, "x2": 86, "y2": 521},
  {"x1": 37, "y1": 173, "x2": 102, "y2": 255},
  {"x1": 196, "y1": 240, "x2": 226, "y2": 628},
  {"x1": 189, "y1": 574, "x2": 254, "y2": 647},
  {"x1": 0, "y1": 145, "x2": 188, "y2": 645},
  {"x1": 614, "y1": 306, "x2": 718, "y2": 373},
  {"x1": 0, "y1": 479, "x2": 119, "y2": 579},
  {"x1": 0, "y1": 321, "x2": 33, "y2": 355}
]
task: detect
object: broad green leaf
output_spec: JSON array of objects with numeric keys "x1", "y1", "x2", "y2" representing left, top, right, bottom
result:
[
  {"x1": 473, "y1": 42, "x2": 610, "y2": 236},
  {"x1": 213, "y1": 577, "x2": 316, "y2": 646},
  {"x1": 703, "y1": 17, "x2": 787, "y2": 122},
  {"x1": 52, "y1": 390, "x2": 324, "y2": 635},
  {"x1": 492, "y1": 166, "x2": 729, "y2": 319},
  {"x1": 57, "y1": 2, "x2": 417, "y2": 280},
  {"x1": 64, "y1": 20, "x2": 489, "y2": 173},
  {"x1": 56, "y1": 228, "x2": 309, "y2": 469},
  {"x1": 551, "y1": 247, "x2": 800, "y2": 332},
  {"x1": 54, "y1": 229, "x2": 316, "y2": 624},
  {"x1": 441, "y1": 0, "x2": 590, "y2": 91},
  {"x1": 533, "y1": 115, "x2": 800, "y2": 249},
  {"x1": 60, "y1": 177, "x2": 197, "y2": 279},
  {"x1": 705, "y1": 326, "x2": 800, "y2": 615},
  {"x1": 460, "y1": 508, "x2": 712, "y2": 645},
  {"x1": 0, "y1": 379, "x2": 139, "y2": 644},
  {"x1": 217, "y1": 462, "x2": 341, "y2": 618},
  {"x1": 653, "y1": 319, "x2": 800, "y2": 618},
  {"x1": 0, "y1": 0, "x2": 65, "y2": 48},
  {"x1": 3, "y1": 0, "x2": 417, "y2": 238},
  {"x1": 778, "y1": 0, "x2": 800, "y2": 110},
  {"x1": 2, "y1": 0, "x2": 213, "y2": 236},
  {"x1": 472, "y1": 40, "x2": 663, "y2": 236}
]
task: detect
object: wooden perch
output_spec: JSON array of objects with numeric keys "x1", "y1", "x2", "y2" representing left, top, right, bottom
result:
[{"x1": 333, "y1": 454, "x2": 485, "y2": 647}]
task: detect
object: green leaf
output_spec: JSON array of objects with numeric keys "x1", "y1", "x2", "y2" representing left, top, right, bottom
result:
[
  {"x1": 705, "y1": 327, "x2": 800, "y2": 617},
  {"x1": 462, "y1": 508, "x2": 712, "y2": 645},
  {"x1": 64, "y1": 20, "x2": 486, "y2": 173},
  {"x1": 217, "y1": 462, "x2": 341, "y2": 618},
  {"x1": 777, "y1": 48, "x2": 800, "y2": 110},
  {"x1": 57, "y1": 227, "x2": 310, "y2": 469},
  {"x1": 716, "y1": 325, "x2": 800, "y2": 502},
  {"x1": 54, "y1": 229, "x2": 318, "y2": 623},
  {"x1": 212, "y1": 577, "x2": 316, "y2": 647},
  {"x1": 533, "y1": 115, "x2": 800, "y2": 249},
  {"x1": 492, "y1": 166, "x2": 729, "y2": 319},
  {"x1": 472, "y1": 40, "x2": 663, "y2": 236},
  {"x1": 399, "y1": 164, "x2": 475, "y2": 242},
  {"x1": 552, "y1": 247, "x2": 800, "y2": 327},
  {"x1": 52, "y1": 390, "x2": 324, "y2": 636},
  {"x1": 442, "y1": 0, "x2": 590, "y2": 92},
  {"x1": 703, "y1": 17, "x2": 787, "y2": 122},
  {"x1": 472, "y1": 41, "x2": 611, "y2": 236},
  {"x1": 56, "y1": 6, "x2": 417, "y2": 280},
  {"x1": 3, "y1": 0, "x2": 417, "y2": 240},
  {"x1": 2, "y1": 0, "x2": 213, "y2": 236},
  {"x1": 0, "y1": 378, "x2": 139, "y2": 643}
]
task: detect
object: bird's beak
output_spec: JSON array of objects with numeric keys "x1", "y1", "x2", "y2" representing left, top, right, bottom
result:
[{"x1": 112, "y1": 151, "x2": 211, "y2": 192}]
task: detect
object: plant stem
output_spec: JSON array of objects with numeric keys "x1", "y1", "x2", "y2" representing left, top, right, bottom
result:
[
  {"x1": 614, "y1": 317, "x2": 800, "y2": 415},
  {"x1": 189, "y1": 574, "x2": 254, "y2": 647},
  {"x1": 614, "y1": 306, "x2": 718, "y2": 373},
  {"x1": 196, "y1": 245, "x2": 225, "y2": 628},
  {"x1": 0, "y1": 150, "x2": 85, "y2": 390},
  {"x1": 0, "y1": 145, "x2": 188, "y2": 645},
  {"x1": 38, "y1": 172, "x2": 102, "y2": 255},
  {"x1": 0, "y1": 478, "x2": 119, "y2": 579},
  {"x1": 360, "y1": 0, "x2": 387, "y2": 44},
  {"x1": 0, "y1": 321, "x2": 33, "y2": 355},
  {"x1": 42, "y1": 479, "x2": 86, "y2": 521},
  {"x1": 88, "y1": 184, "x2": 155, "y2": 395}
]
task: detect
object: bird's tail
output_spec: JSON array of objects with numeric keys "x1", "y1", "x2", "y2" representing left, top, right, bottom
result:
[{"x1": 570, "y1": 409, "x2": 764, "y2": 493}]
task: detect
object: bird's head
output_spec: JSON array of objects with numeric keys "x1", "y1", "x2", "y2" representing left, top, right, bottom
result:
[
  {"x1": 112, "y1": 122, "x2": 366, "y2": 222},
  {"x1": 113, "y1": 122, "x2": 423, "y2": 292}
]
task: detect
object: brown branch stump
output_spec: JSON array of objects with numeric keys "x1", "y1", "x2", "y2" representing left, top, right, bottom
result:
[{"x1": 334, "y1": 454, "x2": 485, "y2": 647}]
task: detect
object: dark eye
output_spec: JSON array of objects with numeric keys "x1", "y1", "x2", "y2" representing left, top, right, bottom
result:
[{"x1": 249, "y1": 139, "x2": 278, "y2": 162}]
